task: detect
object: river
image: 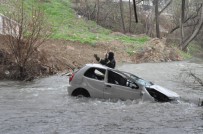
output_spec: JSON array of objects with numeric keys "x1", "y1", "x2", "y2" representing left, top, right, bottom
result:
[{"x1": 0, "y1": 59, "x2": 202, "y2": 134}]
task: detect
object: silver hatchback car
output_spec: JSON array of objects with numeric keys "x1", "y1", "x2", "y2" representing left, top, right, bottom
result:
[{"x1": 68, "y1": 64, "x2": 179, "y2": 102}]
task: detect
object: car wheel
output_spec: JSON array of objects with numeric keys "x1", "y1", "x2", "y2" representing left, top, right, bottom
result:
[{"x1": 72, "y1": 88, "x2": 90, "y2": 97}]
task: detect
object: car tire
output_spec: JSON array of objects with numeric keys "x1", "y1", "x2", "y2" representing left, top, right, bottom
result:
[{"x1": 72, "y1": 88, "x2": 90, "y2": 97}]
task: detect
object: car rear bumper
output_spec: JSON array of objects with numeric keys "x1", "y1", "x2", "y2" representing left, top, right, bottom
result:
[{"x1": 67, "y1": 85, "x2": 74, "y2": 96}]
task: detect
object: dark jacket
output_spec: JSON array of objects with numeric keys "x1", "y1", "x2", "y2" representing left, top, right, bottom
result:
[{"x1": 94, "y1": 52, "x2": 116, "y2": 69}]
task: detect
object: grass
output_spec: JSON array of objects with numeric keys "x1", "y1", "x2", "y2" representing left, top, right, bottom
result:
[
  {"x1": 178, "y1": 50, "x2": 192, "y2": 59},
  {"x1": 172, "y1": 41, "x2": 203, "y2": 60},
  {"x1": 188, "y1": 41, "x2": 203, "y2": 55},
  {"x1": 40, "y1": 0, "x2": 110, "y2": 45},
  {"x1": 170, "y1": 44, "x2": 191, "y2": 59},
  {"x1": 4, "y1": 0, "x2": 201, "y2": 59},
  {"x1": 116, "y1": 35, "x2": 149, "y2": 44},
  {"x1": 39, "y1": 0, "x2": 149, "y2": 45},
  {"x1": 0, "y1": 0, "x2": 149, "y2": 47}
]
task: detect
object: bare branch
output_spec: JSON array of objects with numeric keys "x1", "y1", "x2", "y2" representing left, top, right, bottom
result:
[
  {"x1": 189, "y1": 72, "x2": 203, "y2": 86},
  {"x1": 182, "y1": 5, "x2": 203, "y2": 50},
  {"x1": 184, "y1": 4, "x2": 202, "y2": 23},
  {"x1": 1, "y1": 0, "x2": 51, "y2": 79},
  {"x1": 170, "y1": 3, "x2": 202, "y2": 34},
  {"x1": 159, "y1": 0, "x2": 173, "y2": 15},
  {"x1": 136, "y1": 0, "x2": 143, "y2": 4}
]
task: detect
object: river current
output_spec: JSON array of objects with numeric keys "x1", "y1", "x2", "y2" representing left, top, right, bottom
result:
[{"x1": 0, "y1": 59, "x2": 202, "y2": 134}]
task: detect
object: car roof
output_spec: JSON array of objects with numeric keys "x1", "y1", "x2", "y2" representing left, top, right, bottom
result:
[
  {"x1": 85, "y1": 64, "x2": 129, "y2": 74},
  {"x1": 85, "y1": 63, "x2": 109, "y2": 69},
  {"x1": 84, "y1": 64, "x2": 136, "y2": 82},
  {"x1": 84, "y1": 64, "x2": 135, "y2": 76}
]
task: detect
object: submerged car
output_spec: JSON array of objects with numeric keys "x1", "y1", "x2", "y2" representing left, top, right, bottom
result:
[{"x1": 67, "y1": 64, "x2": 179, "y2": 102}]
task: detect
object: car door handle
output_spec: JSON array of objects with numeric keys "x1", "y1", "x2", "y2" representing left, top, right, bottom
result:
[{"x1": 106, "y1": 85, "x2": 111, "y2": 88}]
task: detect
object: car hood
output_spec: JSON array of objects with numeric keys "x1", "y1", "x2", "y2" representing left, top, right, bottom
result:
[{"x1": 149, "y1": 85, "x2": 180, "y2": 99}]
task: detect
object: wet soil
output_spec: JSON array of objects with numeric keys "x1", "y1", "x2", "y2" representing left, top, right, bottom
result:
[
  {"x1": 38, "y1": 38, "x2": 183, "y2": 71},
  {"x1": 0, "y1": 35, "x2": 192, "y2": 80}
]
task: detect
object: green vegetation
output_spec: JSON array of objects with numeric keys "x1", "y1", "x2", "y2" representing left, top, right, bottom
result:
[
  {"x1": 41, "y1": 0, "x2": 111, "y2": 45},
  {"x1": 39, "y1": 0, "x2": 149, "y2": 45},
  {"x1": 120, "y1": 36, "x2": 149, "y2": 55},
  {"x1": 172, "y1": 41, "x2": 203, "y2": 60},
  {"x1": 1, "y1": 0, "x2": 201, "y2": 58},
  {"x1": 172, "y1": 45, "x2": 191, "y2": 59},
  {"x1": 178, "y1": 50, "x2": 192, "y2": 59},
  {"x1": 116, "y1": 35, "x2": 149, "y2": 44},
  {"x1": 0, "y1": 0, "x2": 149, "y2": 46},
  {"x1": 188, "y1": 41, "x2": 203, "y2": 55}
]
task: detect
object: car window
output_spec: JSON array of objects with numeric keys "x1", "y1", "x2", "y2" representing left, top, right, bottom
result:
[
  {"x1": 122, "y1": 72, "x2": 153, "y2": 86},
  {"x1": 108, "y1": 70, "x2": 127, "y2": 86},
  {"x1": 84, "y1": 68, "x2": 106, "y2": 81},
  {"x1": 125, "y1": 73, "x2": 153, "y2": 87}
]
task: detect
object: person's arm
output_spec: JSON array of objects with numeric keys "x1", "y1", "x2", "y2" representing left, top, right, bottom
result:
[
  {"x1": 94, "y1": 54, "x2": 100, "y2": 61},
  {"x1": 94, "y1": 54, "x2": 108, "y2": 65},
  {"x1": 99, "y1": 58, "x2": 109, "y2": 65}
]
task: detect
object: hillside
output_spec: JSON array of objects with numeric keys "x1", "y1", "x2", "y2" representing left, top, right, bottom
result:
[
  {"x1": 0, "y1": 0, "x2": 185, "y2": 80},
  {"x1": 36, "y1": 0, "x2": 182, "y2": 66},
  {"x1": 38, "y1": 0, "x2": 148, "y2": 45}
]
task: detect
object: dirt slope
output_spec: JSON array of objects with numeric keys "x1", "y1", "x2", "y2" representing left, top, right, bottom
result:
[
  {"x1": 0, "y1": 35, "x2": 183, "y2": 80},
  {"x1": 39, "y1": 37, "x2": 182, "y2": 71}
]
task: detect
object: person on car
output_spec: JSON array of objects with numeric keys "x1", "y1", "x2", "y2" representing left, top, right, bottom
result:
[{"x1": 94, "y1": 51, "x2": 116, "y2": 69}]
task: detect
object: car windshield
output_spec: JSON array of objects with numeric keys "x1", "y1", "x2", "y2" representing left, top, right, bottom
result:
[{"x1": 122, "y1": 72, "x2": 153, "y2": 87}]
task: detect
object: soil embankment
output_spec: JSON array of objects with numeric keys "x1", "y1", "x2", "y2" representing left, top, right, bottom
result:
[{"x1": 0, "y1": 34, "x2": 183, "y2": 80}]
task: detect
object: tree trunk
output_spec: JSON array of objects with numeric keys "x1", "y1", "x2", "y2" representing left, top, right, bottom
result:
[
  {"x1": 19, "y1": 65, "x2": 27, "y2": 80},
  {"x1": 180, "y1": 0, "x2": 185, "y2": 47},
  {"x1": 132, "y1": 0, "x2": 138, "y2": 23},
  {"x1": 119, "y1": 0, "x2": 126, "y2": 33},
  {"x1": 96, "y1": 0, "x2": 100, "y2": 23},
  {"x1": 128, "y1": 0, "x2": 132, "y2": 32},
  {"x1": 155, "y1": 0, "x2": 160, "y2": 38}
]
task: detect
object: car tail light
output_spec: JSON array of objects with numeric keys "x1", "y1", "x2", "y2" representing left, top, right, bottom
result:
[{"x1": 69, "y1": 73, "x2": 74, "y2": 83}]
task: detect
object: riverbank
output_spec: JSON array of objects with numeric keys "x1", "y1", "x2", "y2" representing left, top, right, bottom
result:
[
  {"x1": 40, "y1": 37, "x2": 183, "y2": 67},
  {"x1": 0, "y1": 35, "x2": 196, "y2": 80}
]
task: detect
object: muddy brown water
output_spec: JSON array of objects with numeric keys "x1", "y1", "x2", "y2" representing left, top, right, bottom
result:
[{"x1": 0, "y1": 58, "x2": 203, "y2": 134}]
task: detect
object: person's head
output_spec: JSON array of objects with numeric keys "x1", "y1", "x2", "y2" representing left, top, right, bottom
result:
[{"x1": 108, "y1": 52, "x2": 114, "y2": 60}]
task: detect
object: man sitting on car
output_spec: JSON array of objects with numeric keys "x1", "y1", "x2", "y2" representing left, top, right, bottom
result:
[{"x1": 94, "y1": 51, "x2": 116, "y2": 69}]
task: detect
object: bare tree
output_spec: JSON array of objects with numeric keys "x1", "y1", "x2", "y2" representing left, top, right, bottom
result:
[
  {"x1": 96, "y1": 0, "x2": 100, "y2": 23},
  {"x1": 153, "y1": 0, "x2": 173, "y2": 38},
  {"x1": 154, "y1": 0, "x2": 160, "y2": 38},
  {"x1": 128, "y1": 0, "x2": 132, "y2": 32},
  {"x1": 132, "y1": 0, "x2": 138, "y2": 23},
  {"x1": 170, "y1": 0, "x2": 203, "y2": 51},
  {"x1": 1, "y1": 0, "x2": 50, "y2": 79},
  {"x1": 119, "y1": 0, "x2": 126, "y2": 33},
  {"x1": 74, "y1": 0, "x2": 143, "y2": 34},
  {"x1": 181, "y1": 3, "x2": 203, "y2": 51},
  {"x1": 180, "y1": 0, "x2": 185, "y2": 46}
]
